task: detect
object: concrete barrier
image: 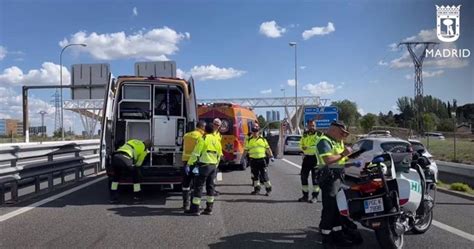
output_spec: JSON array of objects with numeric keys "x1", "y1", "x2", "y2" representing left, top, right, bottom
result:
[{"x1": 437, "y1": 160, "x2": 474, "y2": 187}]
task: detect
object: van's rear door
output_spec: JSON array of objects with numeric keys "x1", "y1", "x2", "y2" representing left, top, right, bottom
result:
[
  {"x1": 99, "y1": 75, "x2": 115, "y2": 171},
  {"x1": 187, "y1": 77, "x2": 198, "y2": 130}
]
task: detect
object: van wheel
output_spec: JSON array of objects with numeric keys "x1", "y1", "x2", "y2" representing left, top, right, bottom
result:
[{"x1": 238, "y1": 157, "x2": 248, "y2": 171}]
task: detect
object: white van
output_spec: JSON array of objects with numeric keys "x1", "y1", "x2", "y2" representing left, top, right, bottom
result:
[{"x1": 100, "y1": 61, "x2": 198, "y2": 186}]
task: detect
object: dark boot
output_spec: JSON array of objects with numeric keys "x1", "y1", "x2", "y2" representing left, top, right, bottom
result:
[
  {"x1": 309, "y1": 191, "x2": 319, "y2": 203},
  {"x1": 202, "y1": 202, "x2": 214, "y2": 215},
  {"x1": 343, "y1": 227, "x2": 363, "y2": 245},
  {"x1": 321, "y1": 234, "x2": 335, "y2": 249},
  {"x1": 182, "y1": 191, "x2": 190, "y2": 211},
  {"x1": 133, "y1": 191, "x2": 144, "y2": 204},
  {"x1": 332, "y1": 231, "x2": 353, "y2": 247},
  {"x1": 250, "y1": 187, "x2": 261, "y2": 195},
  {"x1": 109, "y1": 190, "x2": 119, "y2": 204},
  {"x1": 298, "y1": 191, "x2": 309, "y2": 202},
  {"x1": 186, "y1": 204, "x2": 200, "y2": 216},
  {"x1": 265, "y1": 187, "x2": 272, "y2": 196}
]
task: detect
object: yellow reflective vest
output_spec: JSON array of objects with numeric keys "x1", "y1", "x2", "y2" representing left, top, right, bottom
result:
[
  {"x1": 182, "y1": 128, "x2": 205, "y2": 162},
  {"x1": 117, "y1": 139, "x2": 148, "y2": 167},
  {"x1": 245, "y1": 136, "x2": 270, "y2": 159},
  {"x1": 315, "y1": 135, "x2": 346, "y2": 168},
  {"x1": 300, "y1": 131, "x2": 320, "y2": 155},
  {"x1": 188, "y1": 133, "x2": 223, "y2": 166}
]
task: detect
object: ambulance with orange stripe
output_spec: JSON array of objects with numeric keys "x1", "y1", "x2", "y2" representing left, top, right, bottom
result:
[{"x1": 197, "y1": 103, "x2": 257, "y2": 170}]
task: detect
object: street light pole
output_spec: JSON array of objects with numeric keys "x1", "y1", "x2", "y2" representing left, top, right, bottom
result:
[
  {"x1": 289, "y1": 42, "x2": 299, "y2": 134},
  {"x1": 60, "y1": 43, "x2": 86, "y2": 141}
]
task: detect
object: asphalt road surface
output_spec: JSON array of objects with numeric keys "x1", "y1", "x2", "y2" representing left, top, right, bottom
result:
[{"x1": 1, "y1": 155, "x2": 473, "y2": 248}]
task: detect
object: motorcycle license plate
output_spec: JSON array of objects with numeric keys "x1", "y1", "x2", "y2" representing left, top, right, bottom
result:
[{"x1": 364, "y1": 198, "x2": 384, "y2": 213}]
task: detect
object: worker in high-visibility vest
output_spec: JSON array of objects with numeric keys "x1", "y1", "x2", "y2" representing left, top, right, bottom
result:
[
  {"x1": 109, "y1": 139, "x2": 152, "y2": 204},
  {"x1": 186, "y1": 123, "x2": 223, "y2": 216},
  {"x1": 244, "y1": 122, "x2": 274, "y2": 196},
  {"x1": 316, "y1": 121, "x2": 361, "y2": 248},
  {"x1": 181, "y1": 120, "x2": 206, "y2": 211},
  {"x1": 212, "y1": 118, "x2": 223, "y2": 196},
  {"x1": 298, "y1": 120, "x2": 322, "y2": 203}
]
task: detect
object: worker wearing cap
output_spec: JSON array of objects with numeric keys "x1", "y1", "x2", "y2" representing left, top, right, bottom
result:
[
  {"x1": 187, "y1": 123, "x2": 223, "y2": 216},
  {"x1": 109, "y1": 139, "x2": 152, "y2": 204},
  {"x1": 298, "y1": 120, "x2": 322, "y2": 203},
  {"x1": 244, "y1": 122, "x2": 274, "y2": 196},
  {"x1": 315, "y1": 121, "x2": 358, "y2": 248},
  {"x1": 212, "y1": 118, "x2": 223, "y2": 142},
  {"x1": 181, "y1": 120, "x2": 206, "y2": 211}
]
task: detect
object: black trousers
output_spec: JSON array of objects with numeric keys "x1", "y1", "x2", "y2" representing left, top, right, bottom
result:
[
  {"x1": 192, "y1": 165, "x2": 217, "y2": 202},
  {"x1": 250, "y1": 158, "x2": 269, "y2": 188},
  {"x1": 110, "y1": 153, "x2": 140, "y2": 185},
  {"x1": 301, "y1": 155, "x2": 318, "y2": 190},
  {"x1": 182, "y1": 162, "x2": 195, "y2": 191},
  {"x1": 319, "y1": 175, "x2": 342, "y2": 232}
]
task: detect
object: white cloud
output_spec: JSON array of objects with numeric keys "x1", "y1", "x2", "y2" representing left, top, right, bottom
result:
[
  {"x1": 176, "y1": 68, "x2": 186, "y2": 79},
  {"x1": 390, "y1": 29, "x2": 468, "y2": 69},
  {"x1": 405, "y1": 70, "x2": 444, "y2": 80},
  {"x1": 260, "y1": 89, "x2": 272, "y2": 95},
  {"x1": 303, "y1": 81, "x2": 337, "y2": 96},
  {"x1": 358, "y1": 108, "x2": 366, "y2": 116},
  {"x1": 0, "y1": 46, "x2": 6, "y2": 60},
  {"x1": 132, "y1": 7, "x2": 138, "y2": 16},
  {"x1": 259, "y1": 21, "x2": 287, "y2": 38},
  {"x1": 388, "y1": 43, "x2": 399, "y2": 51},
  {"x1": 0, "y1": 62, "x2": 70, "y2": 86},
  {"x1": 378, "y1": 60, "x2": 388, "y2": 66},
  {"x1": 302, "y1": 22, "x2": 335, "y2": 40},
  {"x1": 180, "y1": 65, "x2": 246, "y2": 81},
  {"x1": 300, "y1": 66, "x2": 306, "y2": 70},
  {"x1": 287, "y1": 79, "x2": 295, "y2": 86},
  {"x1": 59, "y1": 27, "x2": 190, "y2": 60}
]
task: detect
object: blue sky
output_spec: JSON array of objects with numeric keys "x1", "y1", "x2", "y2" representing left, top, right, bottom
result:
[{"x1": 0, "y1": 0, "x2": 473, "y2": 134}]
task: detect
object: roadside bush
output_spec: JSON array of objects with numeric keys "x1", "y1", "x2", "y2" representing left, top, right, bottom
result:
[{"x1": 450, "y1": 182, "x2": 471, "y2": 192}]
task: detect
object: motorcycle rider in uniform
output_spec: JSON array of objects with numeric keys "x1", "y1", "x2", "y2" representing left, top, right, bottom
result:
[
  {"x1": 298, "y1": 120, "x2": 322, "y2": 203},
  {"x1": 316, "y1": 121, "x2": 362, "y2": 248}
]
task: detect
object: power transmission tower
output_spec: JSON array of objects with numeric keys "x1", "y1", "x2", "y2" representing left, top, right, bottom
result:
[
  {"x1": 38, "y1": 111, "x2": 47, "y2": 137},
  {"x1": 398, "y1": 42, "x2": 438, "y2": 133},
  {"x1": 51, "y1": 90, "x2": 61, "y2": 132}
]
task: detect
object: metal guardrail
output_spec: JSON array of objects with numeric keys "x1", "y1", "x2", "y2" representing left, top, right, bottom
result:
[
  {"x1": 436, "y1": 160, "x2": 474, "y2": 187},
  {"x1": 0, "y1": 140, "x2": 101, "y2": 204}
]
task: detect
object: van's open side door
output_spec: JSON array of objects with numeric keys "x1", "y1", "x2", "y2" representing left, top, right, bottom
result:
[{"x1": 99, "y1": 74, "x2": 115, "y2": 171}]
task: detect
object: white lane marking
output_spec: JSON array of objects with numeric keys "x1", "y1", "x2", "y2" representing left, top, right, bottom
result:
[
  {"x1": 282, "y1": 158, "x2": 301, "y2": 169},
  {"x1": 281, "y1": 158, "x2": 474, "y2": 242},
  {"x1": 0, "y1": 174, "x2": 107, "y2": 223},
  {"x1": 432, "y1": 220, "x2": 474, "y2": 242},
  {"x1": 217, "y1": 172, "x2": 223, "y2": 181}
]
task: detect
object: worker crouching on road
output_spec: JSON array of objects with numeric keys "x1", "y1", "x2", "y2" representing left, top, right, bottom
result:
[
  {"x1": 298, "y1": 120, "x2": 322, "y2": 203},
  {"x1": 244, "y1": 122, "x2": 274, "y2": 196},
  {"x1": 187, "y1": 123, "x2": 223, "y2": 216},
  {"x1": 316, "y1": 121, "x2": 361, "y2": 248},
  {"x1": 181, "y1": 120, "x2": 206, "y2": 211},
  {"x1": 110, "y1": 139, "x2": 152, "y2": 204}
]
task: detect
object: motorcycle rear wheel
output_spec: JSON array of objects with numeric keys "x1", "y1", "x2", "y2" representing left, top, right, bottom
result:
[
  {"x1": 375, "y1": 219, "x2": 404, "y2": 249},
  {"x1": 412, "y1": 208, "x2": 433, "y2": 234}
]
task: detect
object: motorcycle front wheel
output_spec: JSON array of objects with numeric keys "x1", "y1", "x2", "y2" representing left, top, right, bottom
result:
[{"x1": 375, "y1": 218, "x2": 404, "y2": 249}]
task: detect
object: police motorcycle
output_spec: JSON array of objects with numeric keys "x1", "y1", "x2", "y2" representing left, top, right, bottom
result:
[{"x1": 335, "y1": 149, "x2": 436, "y2": 249}]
